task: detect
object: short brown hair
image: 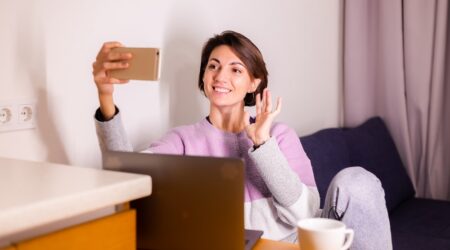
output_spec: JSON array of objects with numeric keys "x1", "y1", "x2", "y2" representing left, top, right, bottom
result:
[{"x1": 198, "y1": 31, "x2": 268, "y2": 106}]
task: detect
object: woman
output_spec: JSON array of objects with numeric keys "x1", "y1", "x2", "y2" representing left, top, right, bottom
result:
[{"x1": 92, "y1": 31, "x2": 392, "y2": 249}]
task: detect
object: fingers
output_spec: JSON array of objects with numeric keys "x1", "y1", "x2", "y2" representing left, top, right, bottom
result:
[
  {"x1": 255, "y1": 88, "x2": 281, "y2": 115},
  {"x1": 255, "y1": 93, "x2": 262, "y2": 115},
  {"x1": 259, "y1": 88, "x2": 271, "y2": 113},
  {"x1": 97, "y1": 41, "x2": 123, "y2": 60},
  {"x1": 107, "y1": 51, "x2": 132, "y2": 61},
  {"x1": 264, "y1": 89, "x2": 272, "y2": 112},
  {"x1": 93, "y1": 41, "x2": 133, "y2": 85},
  {"x1": 96, "y1": 42, "x2": 132, "y2": 66},
  {"x1": 273, "y1": 97, "x2": 282, "y2": 115},
  {"x1": 103, "y1": 61, "x2": 129, "y2": 70},
  {"x1": 92, "y1": 61, "x2": 129, "y2": 83},
  {"x1": 103, "y1": 41, "x2": 123, "y2": 50}
]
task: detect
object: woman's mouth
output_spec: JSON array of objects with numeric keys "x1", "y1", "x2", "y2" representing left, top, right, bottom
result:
[{"x1": 213, "y1": 87, "x2": 231, "y2": 93}]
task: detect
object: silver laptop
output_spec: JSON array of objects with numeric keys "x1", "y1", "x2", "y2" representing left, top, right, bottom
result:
[{"x1": 103, "y1": 150, "x2": 250, "y2": 250}]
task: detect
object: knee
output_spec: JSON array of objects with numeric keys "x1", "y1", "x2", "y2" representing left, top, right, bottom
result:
[
  {"x1": 329, "y1": 167, "x2": 385, "y2": 199},
  {"x1": 322, "y1": 167, "x2": 387, "y2": 220}
]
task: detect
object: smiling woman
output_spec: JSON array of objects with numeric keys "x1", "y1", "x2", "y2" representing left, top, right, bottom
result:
[
  {"x1": 92, "y1": 31, "x2": 319, "y2": 242},
  {"x1": 198, "y1": 31, "x2": 268, "y2": 107},
  {"x1": 92, "y1": 30, "x2": 392, "y2": 249}
]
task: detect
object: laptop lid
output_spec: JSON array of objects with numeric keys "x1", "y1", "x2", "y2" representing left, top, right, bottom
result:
[{"x1": 103, "y1": 151, "x2": 245, "y2": 250}]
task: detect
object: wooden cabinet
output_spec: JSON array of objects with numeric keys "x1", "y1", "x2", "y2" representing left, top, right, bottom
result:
[
  {"x1": 254, "y1": 239, "x2": 299, "y2": 250},
  {"x1": 14, "y1": 209, "x2": 135, "y2": 250},
  {"x1": 0, "y1": 246, "x2": 16, "y2": 250}
]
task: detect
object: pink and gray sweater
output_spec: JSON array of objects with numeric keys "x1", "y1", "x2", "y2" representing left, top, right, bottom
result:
[{"x1": 95, "y1": 109, "x2": 320, "y2": 241}]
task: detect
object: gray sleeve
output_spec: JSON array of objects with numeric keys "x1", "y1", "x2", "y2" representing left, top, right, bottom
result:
[
  {"x1": 94, "y1": 109, "x2": 133, "y2": 152},
  {"x1": 248, "y1": 137, "x2": 303, "y2": 207}
]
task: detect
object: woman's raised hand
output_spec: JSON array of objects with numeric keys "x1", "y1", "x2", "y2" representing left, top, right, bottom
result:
[
  {"x1": 92, "y1": 42, "x2": 132, "y2": 119},
  {"x1": 244, "y1": 88, "x2": 282, "y2": 147},
  {"x1": 92, "y1": 41, "x2": 132, "y2": 95}
]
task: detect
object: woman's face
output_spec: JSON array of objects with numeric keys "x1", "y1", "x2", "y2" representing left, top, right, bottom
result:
[{"x1": 202, "y1": 45, "x2": 260, "y2": 109}]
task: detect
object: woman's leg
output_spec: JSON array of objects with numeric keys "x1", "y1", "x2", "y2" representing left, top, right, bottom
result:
[{"x1": 321, "y1": 167, "x2": 392, "y2": 250}]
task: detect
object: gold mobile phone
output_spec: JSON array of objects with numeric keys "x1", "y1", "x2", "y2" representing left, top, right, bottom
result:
[{"x1": 109, "y1": 47, "x2": 160, "y2": 81}]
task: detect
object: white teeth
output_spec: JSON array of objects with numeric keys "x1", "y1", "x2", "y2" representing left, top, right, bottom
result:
[{"x1": 214, "y1": 87, "x2": 231, "y2": 93}]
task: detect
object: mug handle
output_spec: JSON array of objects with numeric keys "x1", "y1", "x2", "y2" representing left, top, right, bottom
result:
[{"x1": 341, "y1": 229, "x2": 354, "y2": 250}]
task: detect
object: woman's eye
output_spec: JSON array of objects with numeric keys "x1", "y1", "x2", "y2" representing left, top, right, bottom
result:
[
  {"x1": 232, "y1": 68, "x2": 242, "y2": 74},
  {"x1": 207, "y1": 64, "x2": 218, "y2": 70}
]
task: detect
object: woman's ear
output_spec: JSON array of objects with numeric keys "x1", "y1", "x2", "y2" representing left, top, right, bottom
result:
[{"x1": 249, "y1": 78, "x2": 262, "y2": 93}]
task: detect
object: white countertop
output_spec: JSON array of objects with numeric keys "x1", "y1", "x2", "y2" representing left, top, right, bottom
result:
[{"x1": 0, "y1": 157, "x2": 151, "y2": 239}]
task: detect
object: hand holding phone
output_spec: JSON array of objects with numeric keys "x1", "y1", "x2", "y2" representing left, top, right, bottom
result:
[
  {"x1": 109, "y1": 47, "x2": 160, "y2": 81},
  {"x1": 92, "y1": 42, "x2": 161, "y2": 120}
]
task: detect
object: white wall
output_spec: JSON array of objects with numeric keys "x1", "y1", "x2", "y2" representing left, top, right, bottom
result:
[{"x1": 0, "y1": 0, "x2": 342, "y2": 168}]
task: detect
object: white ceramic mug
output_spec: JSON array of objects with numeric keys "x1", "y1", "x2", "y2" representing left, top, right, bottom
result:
[{"x1": 297, "y1": 218, "x2": 354, "y2": 250}]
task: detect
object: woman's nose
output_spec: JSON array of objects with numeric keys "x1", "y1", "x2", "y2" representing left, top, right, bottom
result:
[{"x1": 214, "y1": 68, "x2": 228, "y2": 82}]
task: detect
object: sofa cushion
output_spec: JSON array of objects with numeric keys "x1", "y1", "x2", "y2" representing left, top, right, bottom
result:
[
  {"x1": 300, "y1": 128, "x2": 351, "y2": 208},
  {"x1": 390, "y1": 198, "x2": 450, "y2": 249},
  {"x1": 343, "y1": 117, "x2": 415, "y2": 212}
]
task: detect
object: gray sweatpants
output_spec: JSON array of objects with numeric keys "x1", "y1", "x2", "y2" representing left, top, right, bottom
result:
[{"x1": 321, "y1": 167, "x2": 393, "y2": 250}]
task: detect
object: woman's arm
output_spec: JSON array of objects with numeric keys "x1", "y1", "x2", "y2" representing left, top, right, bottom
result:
[
  {"x1": 92, "y1": 41, "x2": 132, "y2": 120},
  {"x1": 248, "y1": 126, "x2": 320, "y2": 226},
  {"x1": 94, "y1": 106, "x2": 185, "y2": 154},
  {"x1": 94, "y1": 107, "x2": 133, "y2": 152}
]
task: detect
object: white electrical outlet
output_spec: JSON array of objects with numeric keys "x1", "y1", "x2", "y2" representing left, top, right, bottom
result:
[
  {"x1": 19, "y1": 104, "x2": 35, "y2": 123},
  {"x1": 0, "y1": 100, "x2": 36, "y2": 132},
  {"x1": 0, "y1": 107, "x2": 13, "y2": 124}
]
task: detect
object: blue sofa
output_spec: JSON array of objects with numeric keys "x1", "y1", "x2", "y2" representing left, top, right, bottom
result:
[{"x1": 300, "y1": 117, "x2": 450, "y2": 250}]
